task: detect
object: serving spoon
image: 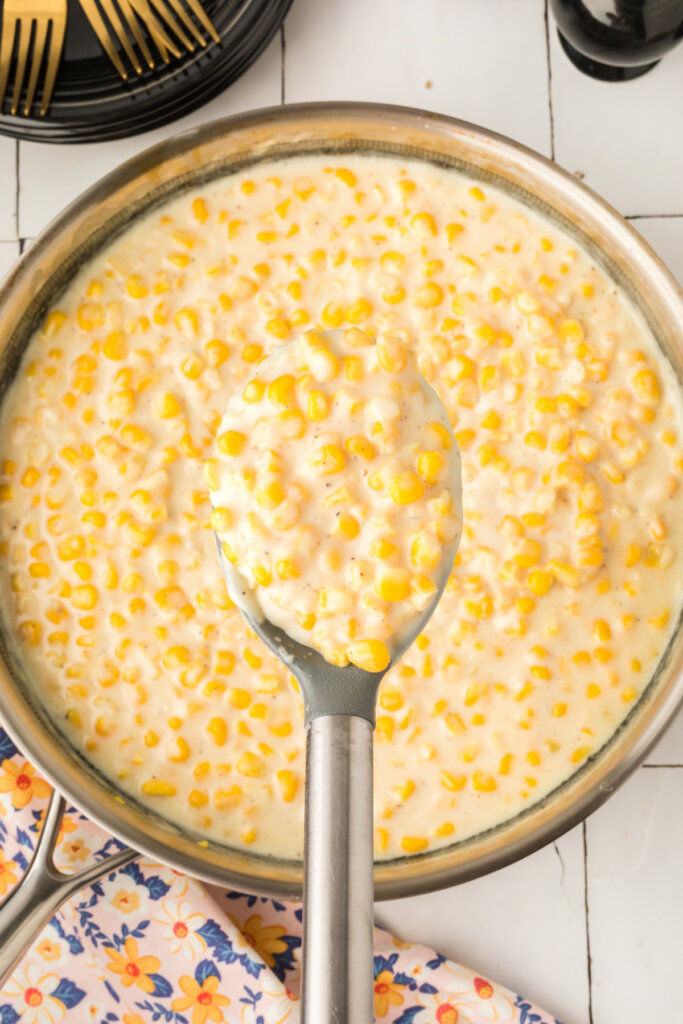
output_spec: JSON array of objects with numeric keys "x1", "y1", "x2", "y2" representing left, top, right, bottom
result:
[{"x1": 214, "y1": 387, "x2": 462, "y2": 1024}]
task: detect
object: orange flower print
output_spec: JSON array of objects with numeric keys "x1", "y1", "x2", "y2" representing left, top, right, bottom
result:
[
  {"x1": 0, "y1": 848, "x2": 18, "y2": 896},
  {"x1": 122, "y1": 1015, "x2": 146, "y2": 1024},
  {"x1": 227, "y1": 913, "x2": 287, "y2": 968},
  {"x1": 373, "y1": 970, "x2": 405, "y2": 1017},
  {"x1": 110, "y1": 888, "x2": 141, "y2": 914},
  {"x1": 171, "y1": 975, "x2": 230, "y2": 1024},
  {"x1": 104, "y1": 937, "x2": 161, "y2": 994},
  {"x1": 35, "y1": 939, "x2": 61, "y2": 962},
  {"x1": 0, "y1": 760, "x2": 51, "y2": 809}
]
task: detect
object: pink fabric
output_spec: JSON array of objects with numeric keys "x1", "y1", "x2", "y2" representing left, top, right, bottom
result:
[{"x1": 0, "y1": 733, "x2": 561, "y2": 1024}]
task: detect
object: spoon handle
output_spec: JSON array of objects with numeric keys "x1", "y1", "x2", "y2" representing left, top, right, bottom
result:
[{"x1": 302, "y1": 713, "x2": 374, "y2": 1024}]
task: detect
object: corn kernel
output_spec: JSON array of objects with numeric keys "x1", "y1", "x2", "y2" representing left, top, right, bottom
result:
[
  {"x1": 236, "y1": 752, "x2": 266, "y2": 778},
  {"x1": 310, "y1": 444, "x2": 345, "y2": 475},
  {"x1": 414, "y1": 282, "x2": 444, "y2": 309},
  {"x1": 376, "y1": 334, "x2": 407, "y2": 373},
  {"x1": 375, "y1": 569, "x2": 411, "y2": 602},
  {"x1": 276, "y1": 558, "x2": 299, "y2": 579},
  {"x1": 255, "y1": 479, "x2": 286, "y2": 510},
  {"x1": 72, "y1": 584, "x2": 98, "y2": 610},
  {"x1": 276, "y1": 770, "x2": 298, "y2": 802},
  {"x1": 632, "y1": 368, "x2": 660, "y2": 403},
  {"x1": 472, "y1": 771, "x2": 497, "y2": 792},
  {"x1": 411, "y1": 212, "x2": 437, "y2": 237},
  {"x1": 333, "y1": 514, "x2": 360, "y2": 540},
  {"x1": 206, "y1": 717, "x2": 228, "y2": 746},
  {"x1": 388, "y1": 471, "x2": 424, "y2": 505},
  {"x1": 345, "y1": 435, "x2": 375, "y2": 460},
  {"x1": 347, "y1": 639, "x2": 390, "y2": 673},
  {"x1": 307, "y1": 390, "x2": 329, "y2": 421},
  {"x1": 416, "y1": 451, "x2": 445, "y2": 486},
  {"x1": 142, "y1": 780, "x2": 176, "y2": 797}
]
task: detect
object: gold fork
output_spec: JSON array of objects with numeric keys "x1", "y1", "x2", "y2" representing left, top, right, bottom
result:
[
  {"x1": 137, "y1": 0, "x2": 220, "y2": 51},
  {"x1": 79, "y1": 0, "x2": 185, "y2": 76},
  {"x1": 78, "y1": 0, "x2": 141, "y2": 78},
  {"x1": 0, "y1": 0, "x2": 67, "y2": 116},
  {"x1": 79, "y1": 0, "x2": 217, "y2": 79},
  {"x1": 117, "y1": 0, "x2": 181, "y2": 65}
]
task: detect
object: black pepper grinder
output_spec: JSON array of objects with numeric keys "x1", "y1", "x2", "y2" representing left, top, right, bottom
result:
[{"x1": 550, "y1": 0, "x2": 683, "y2": 80}]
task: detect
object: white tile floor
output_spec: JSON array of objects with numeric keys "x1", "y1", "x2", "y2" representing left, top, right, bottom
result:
[
  {"x1": 550, "y1": 26, "x2": 683, "y2": 215},
  {"x1": 284, "y1": 0, "x2": 552, "y2": 155},
  {"x1": 586, "y1": 768, "x2": 683, "y2": 1024},
  {"x1": 0, "y1": 139, "x2": 16, "y2": 240},
  {"x1": 1, "y1": 4, "x2": 682, "y2": 1022}
]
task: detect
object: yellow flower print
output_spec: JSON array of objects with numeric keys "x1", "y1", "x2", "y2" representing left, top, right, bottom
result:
[
  {"x1": 110, "y1": 888, "x2": 141, "y2": 914},
  {"x1": 0, "y1": 847, "x2": 17, "y2": 896},
  {"x1": 171, "y1": 975, "x2": 230, "y2": 1024},
  {"x1": 35, "y1": 939, "x2": 61, "y2": 962},
  {"x1": 0, "y1": 760, "x2": 51, "y2": 810},
  {"x1": 61, "y1": 837, "x2": 89, "y2": 863},
  {"x1": 373, "y1": 970, "x2": 405, "y2": 1017},
  {"x1": 36, "y1": 806, "x2": 78, "y2": 845},
  {"x1": 227, "y1": 913, "x2": 287, "y2": 968},
  {"x1": 104, "y1": 937, "x2": 161, "y2": 994}
]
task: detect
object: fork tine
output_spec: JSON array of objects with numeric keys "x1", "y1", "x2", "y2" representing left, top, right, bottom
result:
[
  {"x1": 147, "y1": 0, "x2": 194, "y2": 52},
  {"x1": 11, "y1": 18, "x2": 32, "y2": 116},
  {"x1": 127, "y1": 0, "x2": 181, "y2": 62},
  {"x1": 157, "y1": 0, "x2": 204, "y2": 48},
  {"x1": 165, "y1": 0, "x2": 208, "y2": 47},
  {"x1": 182, "y1": 0, "x2": 220, "y2": 44},
  {"x1": 98, "y1": 0, "x2": 143, "y2": 74},
  {"x1": 0, "y1": 15, "x2": 17, "y2": 111},
  {"x1": 162, "y1": 0, "x2": 206, "y2": 47},
  {"x1": 78, "y1": 0, "x2": 128, "y2": 79},
  {"x1": 40, "y1": 12, "x2": 67, "y2": 115},
  {"x1": 116, "y1": 0, "x2": 155, "y2": 69},
  {"x1": 142, "y1": 13, "x2": 178, "y2": 62},
  {"x1": 23, "y1": 18, "x2": 48, "y2": 115}
]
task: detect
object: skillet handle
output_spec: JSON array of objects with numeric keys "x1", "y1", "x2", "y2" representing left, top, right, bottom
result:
[
  {"x1": 0, "y1": 789, "x2": 139, "y2": 986},
  {"x1": 302, "y1": 713, "x2": 374, "y2": 1024}
]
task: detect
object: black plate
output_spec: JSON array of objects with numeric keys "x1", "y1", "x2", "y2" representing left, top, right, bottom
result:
[{"x1": 0, "y1": 0, "x2": 292, "y2": 143}]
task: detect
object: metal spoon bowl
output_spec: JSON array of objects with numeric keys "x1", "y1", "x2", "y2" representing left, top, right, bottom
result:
[{"x1": 214, "y1": 339, "x2": 462, "y2": 1024}]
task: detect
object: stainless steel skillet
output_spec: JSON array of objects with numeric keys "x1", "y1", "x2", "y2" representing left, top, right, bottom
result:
[{"x1": 0, "y1": 101, "x2": 681, "y2": 983}]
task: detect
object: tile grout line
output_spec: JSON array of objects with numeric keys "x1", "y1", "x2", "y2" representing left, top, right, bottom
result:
[
  {"x1": 642, "y1": 762, "x2": 683, "y2": 768},
  {"x1": 543, "y1": 0, "x2": 556, "y2": 162},
  {"x1": 627, "y1": 213, "x2": 683, "y2": 220},
  {"x1": 14, "y1": 140, "x2": 19, "y2": 241},
  {"x1": 280, "y1": 24, "x2": 286, "y2": 106},
  {"x1": 582, "y1": 821, "x2": 595, "y2": 1024}
]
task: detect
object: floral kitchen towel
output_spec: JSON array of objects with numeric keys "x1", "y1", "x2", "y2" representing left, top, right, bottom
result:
[{"x1": 0, "y1": 730, "x2": 561, "y2": 1024}]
